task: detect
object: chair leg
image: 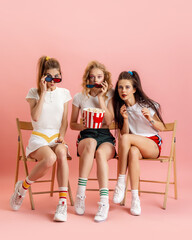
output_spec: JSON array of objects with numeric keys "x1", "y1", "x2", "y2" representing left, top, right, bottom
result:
[
  {"x1": 50, "y1": 162, "x2": 56, "y2": 197},
  {"x1": 14, "y1": 143, "x2": 21, "y2": 187},
  {"x1": 23, "y1": 158, "x2": 35, "y2": 210},
  {"x1": 28, "y1": 186, "x2": 35, "y2": 210},
  {"x1": 68, "y1": 181, "x2": 74, "y2": 206},
  {"x1": 173, "y1": 151, "x2": 178, "y2": 199},
  {"x1": 163, "y1": 159, "x2": 172, "y2": 209}
]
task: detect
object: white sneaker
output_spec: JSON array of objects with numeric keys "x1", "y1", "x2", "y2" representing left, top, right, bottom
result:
[
  {"x1": 75, "y1": 195, "x2": 86, "y2": 215},
  {"x1": 54, "y1": 201, "x2": 67, "y2": 222},
  {"x1": 94, "y1": 202, "x2": 109, "y2": 222},
  {"x1": 10, "y1": 181, "x2": 25, "y2": 211},
  {"x1": 113, "y1": 184, "x2": 125, "y2": 204},
  {"x1": 130, "y1": 198, "x2": 141, "y2": 216}
]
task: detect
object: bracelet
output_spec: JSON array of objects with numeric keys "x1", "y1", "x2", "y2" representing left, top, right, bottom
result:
[{"x1": 150, "y1": 120, "x2": 154, "y2": 125}]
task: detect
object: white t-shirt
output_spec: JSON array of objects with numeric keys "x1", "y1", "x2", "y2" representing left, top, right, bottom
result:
[
  {"x1": 26, "y1": 87, "x2": 72, "y2": 131},
  {"x1": 72, "y1": 89, "x2": 114, "y2": 116},
  {"x1": 126, "y1": 102, "x2": 159, "y2": 137}
]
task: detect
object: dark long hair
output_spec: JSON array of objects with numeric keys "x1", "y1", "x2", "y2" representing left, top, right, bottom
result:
[{"x1": 112, "y1": 71, "x2": 164, "y2": 130}]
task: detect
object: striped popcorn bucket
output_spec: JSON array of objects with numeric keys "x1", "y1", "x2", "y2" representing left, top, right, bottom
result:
[{"x1": 83, "y1": 108, "x2": 105, "y2": 129}]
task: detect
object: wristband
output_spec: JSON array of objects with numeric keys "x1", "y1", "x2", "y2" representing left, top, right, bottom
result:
[{"x1": 150, "y1": 120, "x2": 154, "y2": 125}]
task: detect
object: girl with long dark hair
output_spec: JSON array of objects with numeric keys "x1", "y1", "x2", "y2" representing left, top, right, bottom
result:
[{"x1": 112, "y1": 71, "x2": 165, "y2": 216}]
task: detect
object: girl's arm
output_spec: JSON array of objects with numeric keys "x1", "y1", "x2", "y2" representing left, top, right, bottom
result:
[
  {"x1": 98, "y1": 83, "x2": 113, "y2": 126},
  {"x1": 27, "y1": 76, "x2": 47, "y2": 122},
  {"x1": 141, "y1": 108, "x2": 165, "y2": 131},
  {"x1": 70, "y1": 104, "x2": 86, "y2": 131},
  {"x1": 120, "y1": 104, "x2": 129, "y2": 135},
  {"x1": 56, "y1": 102, "x2": 69, "y2": 143},
  {"x1": 27, "y1": 91, "x2": 46, "y2": 122}
]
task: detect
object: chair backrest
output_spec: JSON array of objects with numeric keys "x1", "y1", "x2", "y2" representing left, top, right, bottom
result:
[
  {"x1": 16, "y1": 118, "x2": 33, "y2": 160},
  {"x1": 109, "y1": 121, "x2": 118, "y2": 130},
  {"x1": 159, "y1": 121, "x2": 177, "y2": 159}
]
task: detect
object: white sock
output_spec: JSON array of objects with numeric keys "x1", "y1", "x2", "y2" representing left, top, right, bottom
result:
[
  {"x1": 131, "y1": 189, "x2": 139, "y2": 200},
  {"x1": 59, "y1": 187, "x2": 68, "y2": 204},
  {"x1": 117, "y1": 174, "x2": 126, "y2": 186},
  {"x1": 100, "y1": 188, "x2": 109, "y2": 204},
  {"x1": 19, "y1": 176, "x2": 34, "y2": 196},
  {"x1": 77, "y1": 178, "x2": 87, "y2": 196},
  {"x1": 100, "y1": 196, "x2": 109, "y2": 205}
]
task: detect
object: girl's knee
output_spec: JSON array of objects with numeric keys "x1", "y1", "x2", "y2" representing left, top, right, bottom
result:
[
  {"x1": 129, "y1": 147, "x2": 140, "y2": 161},
  {"x1": 44, "y1": 154, "x2": 57, "y2": 168},
  {"x1": 95, "y1": 148, "x2": 106, "y2": 161},
  {"x1": 120, "y1": 134, "x2": 131, "y2": 145},
  {"x1": 56, "y1": 147, "x2": 68, "y2": 160},
  {"x1": 83, "y1": 140, "x2": 97, "y2": 153}
]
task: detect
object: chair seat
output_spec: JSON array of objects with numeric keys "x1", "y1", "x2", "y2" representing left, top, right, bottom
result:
[
  {"x1": 19, "y1": 153, "x2": 72, "y2": 162},
  {"x1": 140, "y1": 156, "x2": 171, "y2": 162}
]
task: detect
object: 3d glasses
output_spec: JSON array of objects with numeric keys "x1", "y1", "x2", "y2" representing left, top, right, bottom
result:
[
  {"x1": 45, "y1": 76, "x2": 62, "y2": 83},
  {"x1": 86, "y1": 83, "x2": 103, "y2": 88}
]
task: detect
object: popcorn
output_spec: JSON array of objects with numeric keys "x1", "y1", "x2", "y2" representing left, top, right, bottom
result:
[{"x1": 83, "y1": 108, "x2": 105, "y2": 129}]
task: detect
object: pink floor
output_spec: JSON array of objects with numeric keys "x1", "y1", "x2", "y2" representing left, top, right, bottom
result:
[{"x1": 1, "y1": 164, "x2": 192, "y2": 240}]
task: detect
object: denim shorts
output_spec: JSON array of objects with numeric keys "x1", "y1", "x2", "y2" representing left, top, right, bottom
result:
[{"x1": 76, "y1": 128, "x2": 116, "y2": 157}]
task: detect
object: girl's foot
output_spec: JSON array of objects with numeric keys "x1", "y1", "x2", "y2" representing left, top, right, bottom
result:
[
  {"x1": 94, "y1": 202, "x2": 109, "y2": 222},
  {"x1": 113, "y1": 183, "x2": 125, "y2": 204},
  {"x1": 54, "y1": 201, "x2": 67, "y2": 222},
  {"x1": 75, "y1": 195, "x2": 86, "y2": 215},
  {"x1": 10, "y1": 181, "x2": 26, "y2": 211},
  {"x1": 130, "y1": 198, "x2": 141, "y2": 216}
]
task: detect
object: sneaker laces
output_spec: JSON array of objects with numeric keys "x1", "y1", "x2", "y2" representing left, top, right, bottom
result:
[
  {"x1": 76, "y1": 195, "x2": 86, "y2": 209},
  {"x1": 14, "y1": 191, "x2": 24, "y2": 205},
  {"x1": 132, "y1": 198, "x2": 140, "y2": 208},
  {"x1": 55, "y1": 202, "x2": 66, "y2": 214},
  {"x1": 114, "y1": 184, "x2": 125, "y2": 194},
  {"x1": 96, "y1": 202, "x2": 106, "y2": 216}
]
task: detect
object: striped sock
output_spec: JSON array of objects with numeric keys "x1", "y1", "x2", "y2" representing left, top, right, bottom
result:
[
  {"x1": 19, "y1": 177, "x2": 34, "y2": 196},
  {"x1": 59, "y1": 187, "x2": 68, "y2": 204},
  {"x1": 77, "y1": 177, "x2": 87, "y2": 196},
  {"x1": 100, "y1": 188, "x2": 109, "y2": 204}
]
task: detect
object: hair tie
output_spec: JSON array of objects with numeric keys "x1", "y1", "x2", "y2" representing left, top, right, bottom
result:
[
  {"x1": 46, "y1": 56, "x2": 50, "y2": 61},
  {"x1": 128, "y1": 71, "x2": 133, "y2": 76}
]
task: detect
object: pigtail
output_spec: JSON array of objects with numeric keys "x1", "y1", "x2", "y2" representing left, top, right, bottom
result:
[{"x1": 37, "y1": 56, "x2": 47, "y2": 96}]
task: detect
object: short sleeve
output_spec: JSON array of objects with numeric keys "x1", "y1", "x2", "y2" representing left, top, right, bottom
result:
[
  {"x1": 72, "y1": 93, "x2": 81, "y2": 108},
  {"x1": 149, "y1": 102, "x2": 159, "y2": 117},
  {"x1": 107, "y1": 89, "x2": 114, "y2": 100},
  {"x1": 26, "y1": 88, "x2": 39, "y2": 100},
  {"x1": 63, "y1": 88, "x2": 72, "y2": 103}
]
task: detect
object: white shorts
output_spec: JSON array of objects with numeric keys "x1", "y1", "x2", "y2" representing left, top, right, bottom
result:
[{"x1": 26, "y1": 129, "x2": 65, "y2": 157}]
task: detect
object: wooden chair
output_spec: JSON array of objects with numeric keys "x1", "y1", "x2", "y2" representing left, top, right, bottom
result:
[
  {"x1": 121, "y1": 121, "x2": 177, "y2": 209},
  {"x1": 83, "y1": 121, "x2": 120, "y2": 192},
  {"x1": 15, "y1": 118, "x2": 74, "y2": 210}
]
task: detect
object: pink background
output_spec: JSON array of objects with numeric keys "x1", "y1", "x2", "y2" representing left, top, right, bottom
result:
[{"x1": 0, "y1": 0, "x2": 192, "y2": 239}]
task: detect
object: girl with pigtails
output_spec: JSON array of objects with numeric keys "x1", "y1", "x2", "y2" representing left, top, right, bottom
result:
[
  {"x1": 10, "y1": 56, "x2": 71, "y2": 222},
  {"x1": 111, "y1": 71, "x2": 165, "y2": 215}
]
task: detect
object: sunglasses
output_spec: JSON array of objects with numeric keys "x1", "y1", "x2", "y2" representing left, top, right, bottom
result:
[
  {"x1": 45, "y1": 76, "x2": 62, "y2": 83},
  {"x1": 86, "y1": 83, "x2": 103, "y2": 88}
]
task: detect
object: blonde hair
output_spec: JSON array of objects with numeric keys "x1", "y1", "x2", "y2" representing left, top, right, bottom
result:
[
  {"x1": 37, "y1": 56, "x2": 61, "y2": 95},
  {"x1": 82, "y1": 61, "x2": 112, "y2": 98}
]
